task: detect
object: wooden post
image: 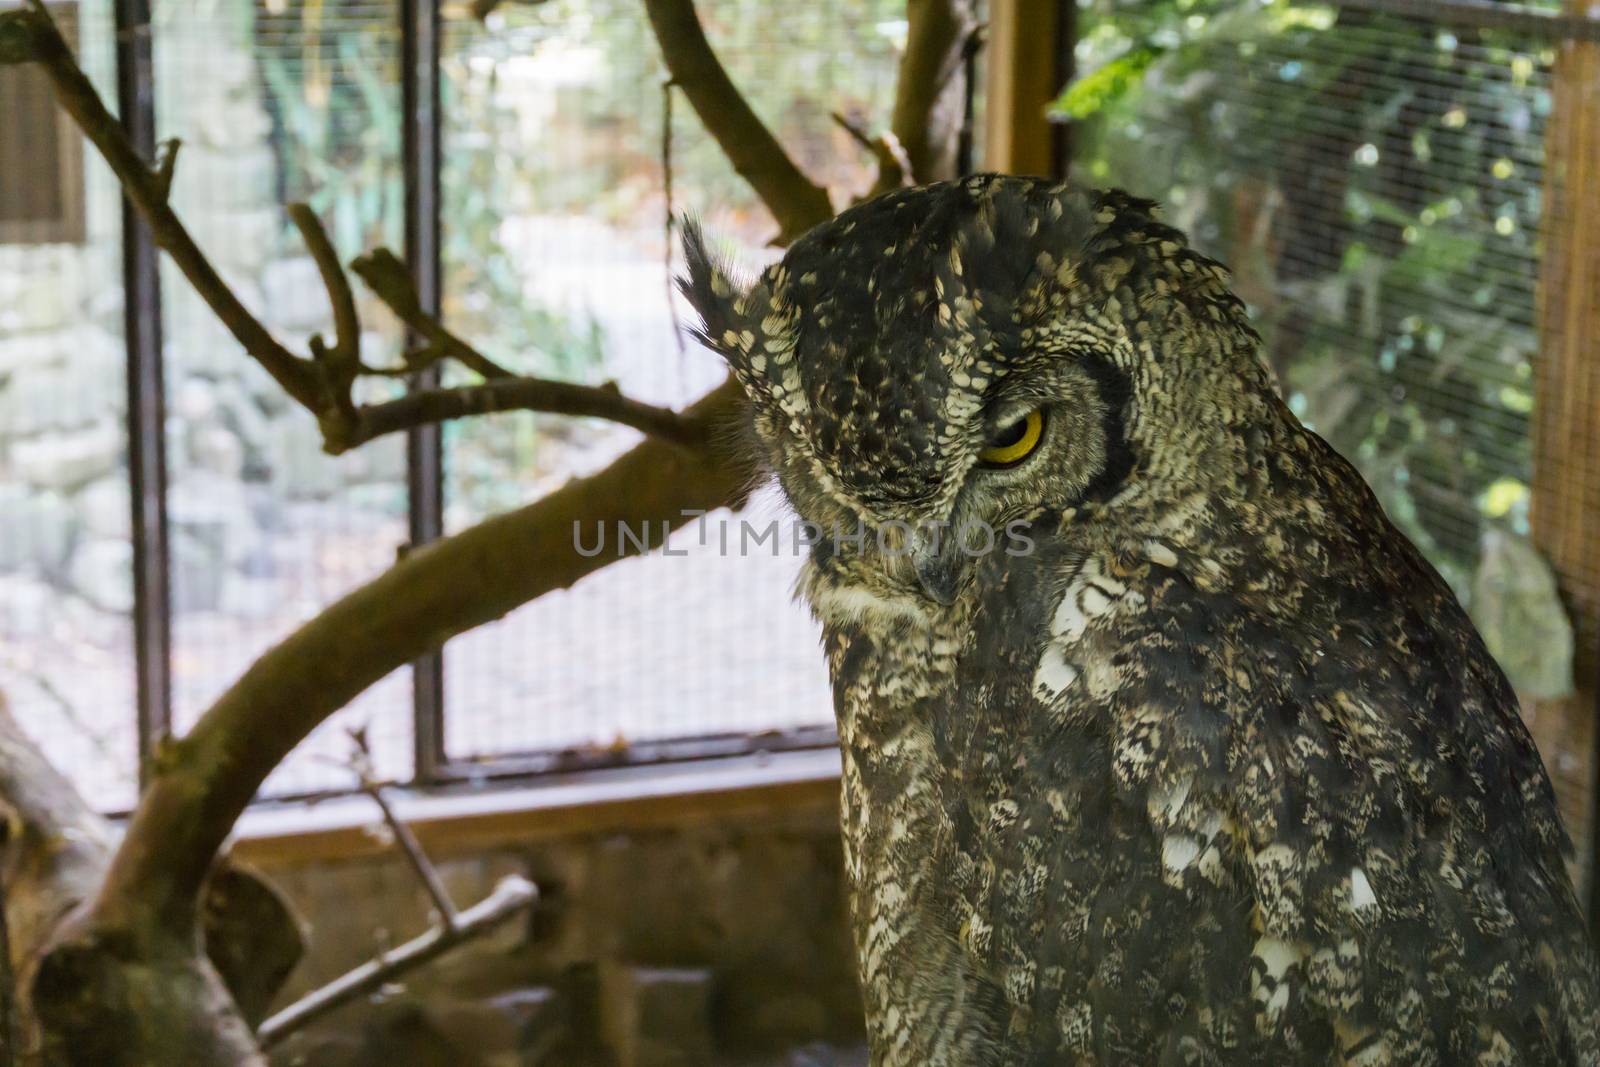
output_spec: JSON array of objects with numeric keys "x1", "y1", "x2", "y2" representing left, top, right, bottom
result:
[
  {"x1": 983, "y1": 0, "x2": 1071, "y2": 176},
  {"x1": 1529, "y1": 3, "x2": 1600, "y2": 915}
]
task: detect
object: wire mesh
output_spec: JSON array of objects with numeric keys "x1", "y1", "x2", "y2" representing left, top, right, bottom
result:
[
  {"x1": 433, "y1": 0, "x2": 913, "y2": 767},
  {"x1": 1070, "y1": 0, "x2": 1576, "y2": 663},
  {"x1": 0, "y1": 0, "x2": 140, "y2": 811},
  {"x1": 154, "y1": 0, "x2": 413, "y2": 796}
]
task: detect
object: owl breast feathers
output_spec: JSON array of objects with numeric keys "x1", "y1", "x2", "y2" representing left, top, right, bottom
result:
[{"x1": 682, "y1": 175, "x2": 1600, "y2": 1065}]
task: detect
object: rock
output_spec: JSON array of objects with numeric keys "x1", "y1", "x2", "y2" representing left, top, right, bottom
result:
[
  {"x1": 188, "y1": 207, "x2": 281, "y2": 274},
  {"x1": 0, "y1": 572, "x2": 63, "y2": 638},
  {"x1": 170, "y1": 146, "x2": 278, "y2": 209},
  {"x1": 0, "y1": 245, "x2": 81, "y2": 334},
  {"x1": 261, "y1": 256, "x2": 333, "y2": 335},
  {"x1": 173, "y1": 376, "x2": 221, "y2": 423},
  {"x1": 208, "y1": 377, "x2": 275, "y2": 479},
  {"x1": 0, "y1": 326, "x2": 125, "y2": 437},
  {"x1": 11, "y1": 423, "x2": 124, "y2": 491},
  {"x1": 170, "y1": 528, "x2": 224, "y2": 614},
  {"x1": 270, "y1": 416, "x2": 343, "y2": 498},
  {"x1": 68, "y1": 538, "x2": 134, "y2": 613},
  {"x1": 0, "y1": 485, "x2": 79, "y2": 576},
  {"x1": 190, "y1": 424, "x2": 247, "y2": 480},
  {"x1": 77, "y1": 474, "x2": 131, "y2": 540}
]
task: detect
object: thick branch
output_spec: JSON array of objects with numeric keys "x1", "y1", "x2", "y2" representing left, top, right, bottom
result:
[
  {"x1": 643, "y1": 0, "x2": 834, "y2": 241},
  {"x1": 91, "y1": 380, "x2": 749, "y2": 936},
  {"x1": 0, "y1": 5, "x2": 323, "y2": 410},
  {"x1": 891, "y1": 0, "x2": 981, "y2": 183},
  {"x1": 0, "y1": 700, "x2": 303, "y2": 1060}
]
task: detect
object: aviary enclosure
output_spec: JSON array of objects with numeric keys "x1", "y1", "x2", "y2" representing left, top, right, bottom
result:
[{"x1": 0, "y1": 0, "x2": 1596, "y2": 1063}]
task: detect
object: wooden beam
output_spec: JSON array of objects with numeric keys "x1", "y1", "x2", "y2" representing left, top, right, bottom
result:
[
  {"x1": 983, "y1": 0, "x2": 1070, "y2": 176},
  {"x1": 1529, "y1": 2, "x2": 1600, "y2": 914}
]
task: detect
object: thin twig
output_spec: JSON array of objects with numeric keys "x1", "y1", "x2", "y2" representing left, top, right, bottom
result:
[
  {"x1": 0, "y1": 4, "x2": 322, "y2": 410},
  {"x1": 288, "y1": 203, "x2": 361, "y2": 382},
  {"x1": 255, "y1": 875, "x2": 537, "y2": 1047},
  {"x1": 662, "y1": 77, "x2": 687, "y2": 357},
  {"x1": 350, "y1": 248, "x2": 515, "y2": 380},
  {"x1": 345, "y1": 729, "x2": 457, "y2": 928}
]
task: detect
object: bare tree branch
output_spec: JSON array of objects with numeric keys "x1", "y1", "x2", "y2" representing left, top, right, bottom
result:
[
  {"x1": 643, "y1": 0, "x2": 835, "y2": 242},
  {"x1": 348, "y1": 247, "x2": 516, "y2": 381},
  {"x1": 351, "y1": 378, "x2": 705, "y2": 449},
  {"x1": 0, "y1": 4, "x2": 701, "y2": 459},
  {"x1": 288, "y1": 203, "x2": 362, "y2": 402},
  {"x1": 0, "y1": 3, "x2": 322, "y2": 411},
  {"x1": 891, "y1": 0, "x2": 982, "y2": 183}
]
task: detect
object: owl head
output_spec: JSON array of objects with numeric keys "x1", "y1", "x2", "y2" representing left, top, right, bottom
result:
[{"x1": 681, "y1": 175, "x2": 1274, "y2": 605}]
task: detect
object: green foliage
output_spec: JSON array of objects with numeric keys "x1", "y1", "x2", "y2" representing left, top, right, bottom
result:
[
  {"x1": 1062, "y1": 0, "x2": 1569, "y2": 687},
  {"x1": 1054, "y1": 46, "x2": 1163, "y2": 119},
  {"x1": 258, "y1": 24, "x2": 404, "y2": 255}
]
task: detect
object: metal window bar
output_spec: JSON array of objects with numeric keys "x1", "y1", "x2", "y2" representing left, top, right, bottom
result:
[
  {"x1": 115, "y1": 0, "x2": 172, "y2": 782},
  {"x1": 403, "y1": 0, "x2": 446, "y2": 786}
]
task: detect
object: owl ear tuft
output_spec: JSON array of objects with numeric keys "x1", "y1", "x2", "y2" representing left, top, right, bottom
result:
[{"x1": 678, "y1": 218, "x2": 748, "y2": 361}]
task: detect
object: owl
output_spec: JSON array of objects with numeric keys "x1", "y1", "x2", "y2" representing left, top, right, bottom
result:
[{"x1": 681, "y1": 175, "x2": 1600, "y2": 1066}]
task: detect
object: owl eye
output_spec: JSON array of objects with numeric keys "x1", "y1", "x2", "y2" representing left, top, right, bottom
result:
[{"x1": 977, "y1": 409, "x2": 1045, "y2": 468}]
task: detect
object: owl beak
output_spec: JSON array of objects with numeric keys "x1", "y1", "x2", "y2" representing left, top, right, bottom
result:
[{"x1": 910, "y1": 525, "x2": 967, "y2": 605}]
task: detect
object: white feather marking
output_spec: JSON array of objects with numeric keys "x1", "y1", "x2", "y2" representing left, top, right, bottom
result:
[
  {"x1": 1144, "y1": 540, "x2": 1179, "y2": 567},
  {"x1": 1032, "y1": 645, "x2": 1079, "y2": 702},
  {"x1": 809, "y1": 584, "x2": 925, "y2": 628},
  {"x1": 1252, "y1": 936, "x2": 1300, "y2": 981},
  {"x1": 1147, "y1": 775, "x2": 1193, "y2": 826},
  {"x1": 1350, "y1": 867, "x2": 1378, "y2": 911},
  {"x1": 1162, "y1": 834, "x2": 1201, "y2": 872},
  {"x1": 1051, "y1": 591, "x2": 1089, "y2": 643}
]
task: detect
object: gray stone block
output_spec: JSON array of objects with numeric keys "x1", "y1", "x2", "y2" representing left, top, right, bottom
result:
[{"x1": 10, "y1": 423, "x2": 124, "y2": 491}]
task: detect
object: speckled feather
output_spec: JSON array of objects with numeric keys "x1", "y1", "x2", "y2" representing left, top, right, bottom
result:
[{"x1": 682, "y1": 175, "x2": 1600, "y2": 1065}]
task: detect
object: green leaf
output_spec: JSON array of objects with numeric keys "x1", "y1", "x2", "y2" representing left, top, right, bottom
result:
[{"x1": 1052, "y1": 47, "x2": 1165, "y2": 120}]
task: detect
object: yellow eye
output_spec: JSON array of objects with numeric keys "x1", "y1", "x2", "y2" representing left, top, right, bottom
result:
[{"x1": 977, "y1": 409, "x2": 1045, "y2": 467}]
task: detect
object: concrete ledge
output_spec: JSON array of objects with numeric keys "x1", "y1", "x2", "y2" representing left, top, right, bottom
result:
[{"x1": 230, "y1": 748, "x2": 843, "y2": 869}]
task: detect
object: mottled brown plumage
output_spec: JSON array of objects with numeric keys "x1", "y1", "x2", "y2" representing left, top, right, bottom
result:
[{"x1": 683, "y1": 175, "x2": 1600, "y2": 1065}]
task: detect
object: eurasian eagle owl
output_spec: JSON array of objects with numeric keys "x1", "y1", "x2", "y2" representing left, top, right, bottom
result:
[{"x1": 682, "y1": 175, "x2": 1600, "y2": 1065}]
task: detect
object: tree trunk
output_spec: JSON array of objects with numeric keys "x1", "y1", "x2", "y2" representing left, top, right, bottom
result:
[{"x1": 0, "y1": 699, "x2": 302, "y2": 1065}]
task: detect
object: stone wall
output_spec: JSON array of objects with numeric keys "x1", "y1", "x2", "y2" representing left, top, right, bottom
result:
[
  {"x1": 255, "y1": 800, "x2": 866, "y2": 1067},
  {"x1": 0, "y1": 0, "x2": 411, "y2": 803}
]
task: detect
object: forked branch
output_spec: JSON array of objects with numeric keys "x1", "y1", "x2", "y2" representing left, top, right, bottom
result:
[{"x1": 0, "y1": 2, "x2": 700, "y2": 455}]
